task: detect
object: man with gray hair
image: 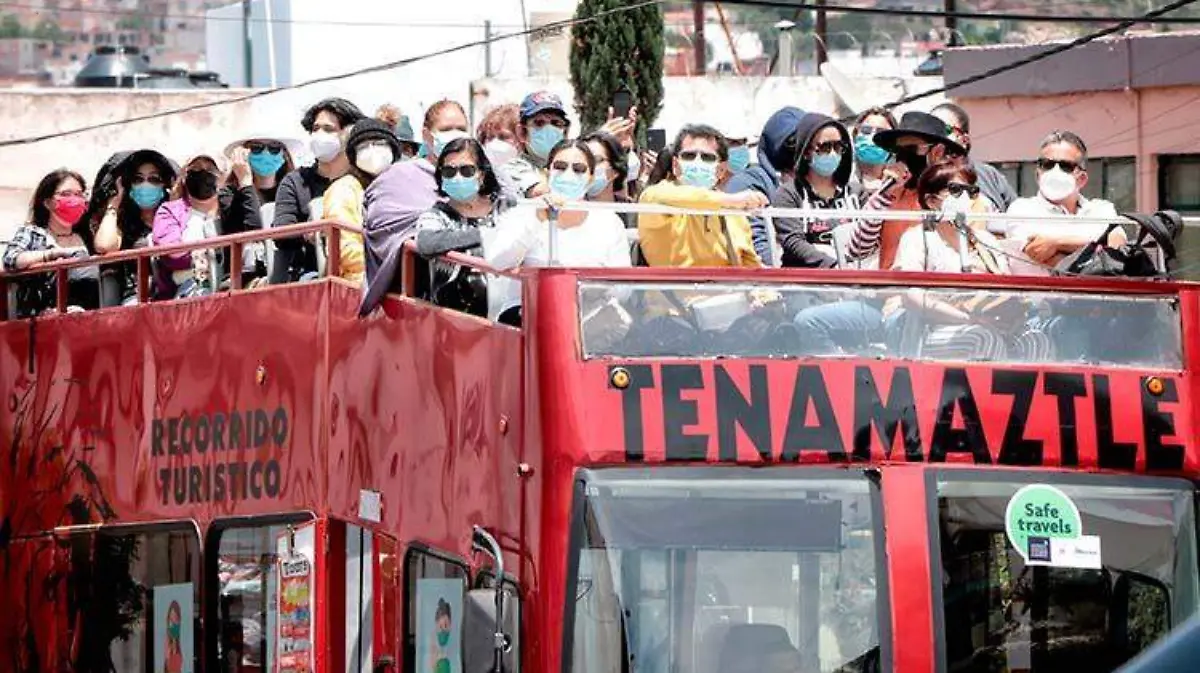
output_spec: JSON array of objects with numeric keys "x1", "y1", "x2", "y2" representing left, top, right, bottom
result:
[{"x1": 1002, "y1": 130, "x2": 1123, "y2": 275}]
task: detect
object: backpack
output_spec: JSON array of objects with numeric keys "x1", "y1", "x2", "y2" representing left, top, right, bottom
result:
[{"x1": 1054, "y1": 211, "x2": 1182, "y2": 278}]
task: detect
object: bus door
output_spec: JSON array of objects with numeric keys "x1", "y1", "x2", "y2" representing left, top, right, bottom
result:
[{"x1": 268, "y1": 519, "x2": 323, "y2": 673}]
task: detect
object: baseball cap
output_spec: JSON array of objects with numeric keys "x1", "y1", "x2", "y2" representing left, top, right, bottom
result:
[{"x1": 520, "y1": 91, "x2": 567, "y2": 120}]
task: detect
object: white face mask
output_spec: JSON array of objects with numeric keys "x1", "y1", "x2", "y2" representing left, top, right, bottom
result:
[
  {"x1": 310, "y1": 131, "x2": 342, "y2": 162},
  {"x1": 940, "y1": 193, "x2": 973, "y2": 222},
  {"x1": 355, "y1": 145, "x2": 395, "y2": 176},
  {"x1": 625, "y1": 151, "x2": 641, "y2": 183},
  {"x1": 484, "y1": 139, "x2": 519, "y2": 167},
  {"x1": 1038, "y1": 166, "x2": 1078, "y2": 203}
]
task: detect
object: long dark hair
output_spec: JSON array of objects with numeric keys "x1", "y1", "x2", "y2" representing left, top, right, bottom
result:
[
  {"x1": 435, "y1": 137, "x2": 501, "y2": 200},
  {"x1": 29, "y1": 168, "x2": 87, "y2": 231},
  {"x1": 648, "y1": 145, "x2": 675, "y2": 186},
  {"x1": 580, "y1": 131, "x2": 628, "y2": 189}
]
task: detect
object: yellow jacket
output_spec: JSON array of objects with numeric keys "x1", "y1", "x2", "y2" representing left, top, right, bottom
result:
[
  {"x1": 322, "y1": 174, "x2": 367, "y2": 283},
  {"x1": 637, "y1": 182, "x2": 763, "y2": 268}
]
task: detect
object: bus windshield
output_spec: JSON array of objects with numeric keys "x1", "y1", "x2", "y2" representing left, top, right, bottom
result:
[
  {"x1": 934, "y1": 475, "x2": 1200, "y2": 671},
  {"x1": 566, "y1": 468, "x2": 886, "y2": 673},
  {"x1": 579, "y1": 281, "x2": 1183, "y2": 370}
]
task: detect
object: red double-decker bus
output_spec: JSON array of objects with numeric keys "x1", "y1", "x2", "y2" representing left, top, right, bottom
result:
[{"x1": 1, "y1": 220, "x2": 1197, "y2": 673}]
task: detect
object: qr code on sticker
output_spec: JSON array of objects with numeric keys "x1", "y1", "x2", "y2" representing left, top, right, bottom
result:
[{"x1": 1028, "y1": 537, "x2": 1051, "y2": 562}]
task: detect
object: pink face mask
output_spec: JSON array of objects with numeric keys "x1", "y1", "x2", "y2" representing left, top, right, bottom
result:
[{"x1": 52, "y1": 195, "x2": 88, "y2": 227}]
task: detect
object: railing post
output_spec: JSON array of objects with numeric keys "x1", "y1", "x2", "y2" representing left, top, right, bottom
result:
[
  {"x1": 136, "y1": 257, "x2": 151, "y2": 303},
  {"x1": 230, "y1": 241, "x2": 244, "y2": 291},
  {"x1": 0, "y1": 277, "x2": 9, "y2": 322},
  {"x1": 401, "y1": 243, "x2": 416, "y2": 297},
  {"x1": 326, "y1": 222, "x2": 341, "y2": 279},
  {"x1": 55, "y1": 268, "x2": 68, "y2": 313}
]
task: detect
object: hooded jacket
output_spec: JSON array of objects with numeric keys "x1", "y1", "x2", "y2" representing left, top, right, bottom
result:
[
  {"x1": 771, "y1": 113, "x2": 872, "y2": 268},
  {"x1": 724, "y1": 107, "x2": 804, "y2": 265}
]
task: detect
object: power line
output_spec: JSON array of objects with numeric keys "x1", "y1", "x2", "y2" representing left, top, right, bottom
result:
[
  {"x1": 0, "y1": 0, "x2": 667, "y2": 149},
  {"x1": 715, "y1": 0, "x2": 1200, "y2": 23},
  {"x1": 879, "y1": 0, "x2": 1200, "y2": 111}
]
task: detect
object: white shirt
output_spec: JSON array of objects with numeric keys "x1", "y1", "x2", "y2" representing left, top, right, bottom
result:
[
  {"x1": 482, "y1": 207, "x2": 631, "y2": 319},
  {"x1": 1000, "y1": 194, "x2": 1119, "y2": 276},
  {"x1": 893, "y1": 225, "x2": 1008, "y2": 274}
]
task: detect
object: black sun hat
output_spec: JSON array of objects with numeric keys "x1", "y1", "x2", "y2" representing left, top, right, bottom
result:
[{"x1": 873, "y1": 111, "x2": 966, "y2": 156}]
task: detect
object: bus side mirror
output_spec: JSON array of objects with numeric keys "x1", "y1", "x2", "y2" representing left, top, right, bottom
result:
[
  {"x1": 471, "y1": 526, "x2": 509, "y2": 673},
  {"x1": 1111, "y1": 571, "x2": 1171, "y2": 665}
]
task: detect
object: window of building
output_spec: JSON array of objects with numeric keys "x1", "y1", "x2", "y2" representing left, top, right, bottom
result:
[
  {"x1": 404, "y1": 547, "x2": 469, "y2": 673},
  {"x1": 57, "y1": 524, "x2": 201, "y2": 672},
  {"x1": 994, "y1": 157, "x2": 1136, "y2": 212},
  {"x1": 1159, "y1": 154, "x2": 1200, "y2": 279},
  {"x1": 206, "y1": 514, "x2": 312, "y2": 673}
]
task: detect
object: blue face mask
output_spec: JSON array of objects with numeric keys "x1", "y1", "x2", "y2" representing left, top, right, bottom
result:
[
  {"x1": 587, "y1": 164, "x2": 610, "y2": 197},
  {"x1": 249, "y1": 150, "x2": 285, "y2": 177},
  {"x1": 679, "y1": 160, "x2": 718, "y2": 189},
  {"x1": 854, "y1": 134, "x2": 891, "y2": 166},
  {"x1": 130, "y1": 184, "x2": 165, "y2": 210},
  {"x1": 728, "y1": 145, "x2": 751, "y2": 173},
  {"x1": 442, "y1": 175, "x2": 481, "y2": 202},
  {"x1": 529, "y1": 125, "x2": 565, "y2": 161},
  {"x1": 810, "y1": 151, "x2": 841, "y2": 178},
  {"x1": 549, "y1": 170, "x2": 589, "y2": 200}
]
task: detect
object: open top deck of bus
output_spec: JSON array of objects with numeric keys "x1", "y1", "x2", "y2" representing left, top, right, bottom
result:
[{"x1": 2, "y1": 220, "x2": 1197, "y2": 673}]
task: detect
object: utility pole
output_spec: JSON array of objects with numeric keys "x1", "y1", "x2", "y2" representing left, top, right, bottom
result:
[
  {"x1": 242, "y1": 0, "x2": 253, "y2": 86},
  {"x1": 484, "y1": 20, "x2": 493, "y2": 77},
  {"x1": 946, "y1": 0, "x2": 961, "y2": 46},
  {"x1": 693, "y1": 1, "x2": 705, "y2": 76},
  {"x1": 815, "y1": 0, "x2": 828, "y2": 67}
]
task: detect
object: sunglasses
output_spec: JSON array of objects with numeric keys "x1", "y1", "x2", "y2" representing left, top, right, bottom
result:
[
  {"x1": 677, "y1": 150, "x2": 719, "y2": 163},
  {"x1": 857, "y1": 124, "x2": 886, "y2": 136},
  {"x1": 1037, "y1": 158, "x2": 1081, "y2": 173},
  {"x1": 946, "y1": 182, "x2": 981, "y2": 198},
  {"x1": 812, "y1": 140, "x2": 845, "y2": 154},
  {"x1": 247, "y1": 142, "x2": 283, "y2": 154},
  {"x1": 440, "y1": 164, "x2": 479, "y2": 179},
  {"x1": 131, "y1": 174, "x2": 164, "y2": 186},
  {"x1": 530, "y1": 117, "x2": 569, "y2": 130},
  {"x1": 551, "y1": 160, "x2": 589, "y2": 174}
]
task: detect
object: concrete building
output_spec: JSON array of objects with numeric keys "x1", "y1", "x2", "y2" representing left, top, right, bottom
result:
[{"x1": 944, "y1": 31, "x2": 1200, "y2": 218}]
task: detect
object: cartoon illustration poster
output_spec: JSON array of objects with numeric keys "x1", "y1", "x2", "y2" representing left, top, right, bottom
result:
[
  {"x1": 276, "y1": 549, "x2": 314, "y2": 673},
  {"x1": 153, "y1": 583, "x2": 194, "y2": 673},
  {"x1": 415, "y1": 578, "x2": 464, "y2": 673}
]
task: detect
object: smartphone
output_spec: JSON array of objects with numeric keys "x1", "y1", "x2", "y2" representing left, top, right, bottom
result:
[
  {"x1": 647, "y1": 128, "x2": 667, "y2": 153},
  {"x1": 875, "y1": 175, "x2": 898, "y2": 196},
  {"x1": 612, "y1": 88, "x2": 634, "y2": 120}
]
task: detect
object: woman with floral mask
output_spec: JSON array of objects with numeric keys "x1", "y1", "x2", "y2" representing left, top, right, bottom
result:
[
  {"x1": 484, "y1": 138, "x2": 630, "y2": 324},
  {"x1": 322, "y1": 118, "x2": 402, "y2": 283},
  {"x1": 270, "y1": 97, "x2": 366, "y2": 284},
  {"x1": 2, "y1": 169, "x2": 100, "y2": 316},
  {"x1": 415, "y1": 137, "x2": 517, "y2": 317}
]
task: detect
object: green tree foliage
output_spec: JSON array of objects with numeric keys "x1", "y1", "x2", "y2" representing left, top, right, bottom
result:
[
  {"x1": 32, "y1": 20, "x2": 64, "y2": 43},
  {"x1": 0, "y1": 14, "x2": 23, "y2": 39},
  {"x1": 569, "y1": 0, "x2": 665, "y2": 141}
]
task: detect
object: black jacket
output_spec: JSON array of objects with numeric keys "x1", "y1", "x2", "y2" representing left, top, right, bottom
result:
[{"x1": 771, "y1": 112, "x2": 855, "y2": 268}]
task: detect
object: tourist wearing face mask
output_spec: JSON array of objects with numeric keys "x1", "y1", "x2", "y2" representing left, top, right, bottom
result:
[
  {"x1": 3, "y1": 169, "x2": 100, "y2": 316},
  {"x1": 1003, "y1": 130, "x2": 1121, "y2": 276},
  {"x1": 931, "y1": 103, "x2": 1017, "y2": 212},
  {"x1": 152, "y1": 154, "x2": 260, "y2": 298},
  {"x1": 374, "y1": 104, "x2": 423, "y2": 160},
  {"x1": 724, "y1": 124, "x2": 754, "y2": 176},
  {"x1": 89, "y1": 149, "x2": 179, "y2": 306},
  {"x1": 414, "y1": 137, "x2": 517, "y2": 317},
  {"x1": 772, "y1": 113, "x2": 893, "y2": 269},
  {"x1": 223, "y1": 132, "x2": 303, "y2": 284},
  {"x1": 501, "y1": 91, "x2": 572, "y2": 198},
  {"x1": 638, "y1": 124, "x2": 766, "y2": 268},
  {"x1": 870, "y1": 111, "x2": 968, "y2": 270},
  {"x1": 850, "y1": 107, "x2": 896, "y2": 193},
  {"x1": 484, "y1": 138, "x2": 630, "y2": 323},
  {"x1": 322, "y1": 119, "x2": 403, "y2": 283},
  {"x1": 270, "y1": 97, "x2": 366, "y2": 284},
  {"x1": 725, "y1": 107, "x2": 805, "y2": 266}
]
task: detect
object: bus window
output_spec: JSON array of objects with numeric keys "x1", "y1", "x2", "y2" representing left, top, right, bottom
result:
[
  {"x1": 208, "y1": 516, "x2": 311, "y2": 673},
  {"x1": 58, "y1": 525, "x2": 200, "y2": 673},
  {"x1": 933, "y1": 476, "x2": 1200, "y2": 672},
  {"x1": 565, "y1": 468, "x2": 887, "y2": 673},
  {"x1": 404, "y1": 547, "x2": 469, "y2": 673}
]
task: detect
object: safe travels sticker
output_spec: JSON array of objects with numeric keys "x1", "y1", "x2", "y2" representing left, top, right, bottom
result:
[{"x1": 1004, "y1": 484, "x2": 1102, "y2": 569}]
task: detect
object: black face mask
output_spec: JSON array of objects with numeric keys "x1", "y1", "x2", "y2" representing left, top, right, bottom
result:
[
  {"x1": 185, "y1": 170, "x2": 218, "y2": 200},
  {"x1": 893, "y1": 147, "x2": 927, "y2": 187}
]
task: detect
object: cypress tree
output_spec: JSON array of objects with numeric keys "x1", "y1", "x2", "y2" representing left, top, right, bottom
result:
[{"x1": 569, "y1": 0, "x2": 665, "y2": 142}]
